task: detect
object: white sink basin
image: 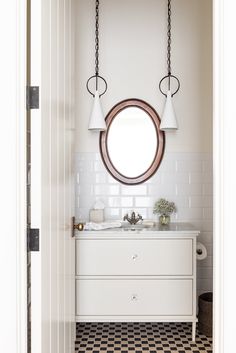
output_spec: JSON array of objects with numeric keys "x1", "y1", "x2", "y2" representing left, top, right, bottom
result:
[{"x1": 121, "y1": 222, "x2": 156, "y2": 231}]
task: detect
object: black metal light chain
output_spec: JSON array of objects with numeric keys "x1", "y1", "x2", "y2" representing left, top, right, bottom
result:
[
  {"x1": 86, "y1": 0, "x2": 107, "y2": 97},
  {"x1": 159, "y1": 0, "x2": 180, "y2": 97},
  {"x1": 95, "y1": 0, "x2": 99, "y2": 83},
  {"x1": 167, "y1": 0, "x2": 171, "y2": 76}
]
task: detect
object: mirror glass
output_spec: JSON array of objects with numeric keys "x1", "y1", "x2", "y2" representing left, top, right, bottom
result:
[
  {"x1": 107, "y1": 107, "x2": 157, "y2": 177},
  {"x1": 100, "y1": 99, "x2": 165, "y2": 185}
]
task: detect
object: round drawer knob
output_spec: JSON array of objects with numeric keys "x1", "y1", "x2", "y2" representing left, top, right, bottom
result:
[
  {"x1": 131, "y1": 294, "x2": 138, "y2": 301},
  {"x1": 132, "y1": 254, "x2": 138, "y2": 260}
]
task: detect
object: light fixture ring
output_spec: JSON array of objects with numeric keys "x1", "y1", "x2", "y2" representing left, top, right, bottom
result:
[
  {"x1": 86, "y1": 75, "x2": 108, "y2": 98},
  {"x1": 159, "y1": 74, "x2": 180, "y2": 97}
]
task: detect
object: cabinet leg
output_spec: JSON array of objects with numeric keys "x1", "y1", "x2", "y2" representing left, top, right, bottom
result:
[{"x1": 192, "y1": 322, "x2": 196, "y2": 342}]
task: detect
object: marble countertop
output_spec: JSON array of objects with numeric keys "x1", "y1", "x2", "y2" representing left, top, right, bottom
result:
[{"x1": 75, "y1": 222, "x2": 200, "y2": 239}]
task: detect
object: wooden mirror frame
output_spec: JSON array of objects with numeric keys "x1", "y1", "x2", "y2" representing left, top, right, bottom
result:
[{"x1": 99, "y1": 99, "x2": 165, "y2": 185}]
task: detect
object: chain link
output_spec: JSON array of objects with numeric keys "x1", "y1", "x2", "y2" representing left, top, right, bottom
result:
[
  {"x1": 159, "y1": 0, "x2": 180, "y2": 97},
  {"x1": 95, "y1": 0, "x2": 99, "y2": 79},
  {"x1": 167, "y1": 0, "x2": 171, "y2": 76},
  {"x1": 86, "y1": 0, "x2": 108, "y2": 97}
]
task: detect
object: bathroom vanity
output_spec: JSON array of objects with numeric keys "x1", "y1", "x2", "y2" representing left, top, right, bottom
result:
[{"x1": 75, "y1": 223, "x2": 199, "y2": 341}]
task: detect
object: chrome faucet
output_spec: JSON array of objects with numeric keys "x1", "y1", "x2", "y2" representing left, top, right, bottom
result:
[{"x1": 123, "y1": 211, "x2": 143, "y2": 225}]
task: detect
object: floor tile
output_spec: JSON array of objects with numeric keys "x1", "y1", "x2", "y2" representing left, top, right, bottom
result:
[{"x1": 75, "y1": 322, "x2": 212, "y2": 353}]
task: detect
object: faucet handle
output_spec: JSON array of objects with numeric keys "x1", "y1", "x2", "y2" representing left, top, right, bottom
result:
[{"x1": 123, "y1": 211, "x2": 143, "y2": 225}]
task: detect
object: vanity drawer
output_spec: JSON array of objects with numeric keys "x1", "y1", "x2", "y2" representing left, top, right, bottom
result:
[
  {"x1": 76, "y1": 239, "x2": 193, "y2": 276},
  {"x1": 76, "y1": 279, "x2": 193, "y2": 316}
]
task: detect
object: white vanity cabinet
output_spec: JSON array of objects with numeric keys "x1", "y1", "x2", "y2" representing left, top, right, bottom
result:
[{"x1": 75, "y1": 223, "x2": 199, "y2": 341}]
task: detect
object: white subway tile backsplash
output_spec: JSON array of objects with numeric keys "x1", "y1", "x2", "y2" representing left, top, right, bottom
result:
[
  {"x1": 78, "y1": 184, "x2": 94, "y2": 195},
  {"x1": 94, "y1": 185, "x2": 120, "y2": 196},
  {"x1": 109, "y1": 185, "x2": 120, "y2": 195},
  {"x1": 158, "y1": 159, "x2": 176, "y2": 172},
  {"x1": 93, "y1": 185, "x2": 105, "y2": 196},
  {"x1": 107, "y1": 174, "x2": 119, "y2": 184},
  {"x1": 204, "y1": 243, "x2": 213, "y2": 256},
  {"x1": 202, "y1": 160, "x2": 213, "y2": 172},
  {"x1": 176, "y1": 183, "x2": 202, "y2": 196},
  {"x1": 121, "y1": 185, "x2": 147, "y2": 195},
  {"x1": 147, "y1": 208, "x2": 158, "y2": 219},
  {"x1": 161, "y1": 172, "x2": 175, "y2": 184},
  {"x1": 176, "y1": 172, "x2": 191, "y2": 184},
  {"x1": 197, "y1": 278, "x2": 213, "y2": 293},
  {"x1": 161, "y1": 172, "x2": 190, "y2": 185},
  {"x1": 77, "y1": 160, "x2": 94, "y2": 172},
  {"x1": 197, "y1": 220, "x2": 213, "y2": 232},
  {"x1": 150, "y1": 183, "x2": 177, "y2": 196},
  {"x1": 170, "y1": 196, "x2": 190, "y2": 208},
  {"x1": 176, "y1": 207, "x2": 203, "y2": 221},
  {"x1": 197, "y1": 255, "x2": 213, "y2": 268},
  {"x1": 95, "y1": 173, "x2": 107, "y2": 184},
  {"x1": 122, "y1": 208, "x2": 148, "y2": 219},
  {"x1": 147, "y1": 173, "x2": 162, "y2": 184},
  {"x1": 202, "y1": 171, "x2": 213, "y2": 183},
  {"x1": 203, "y1": 183, "x2": 213, "y2": 195},
  {"x1": 147, "y1": 185, "x2": 163, "y2": 196},
  {"x1": 171, "y1": 153, "x2": 203, "y2": 161},
  {"x1": 78, "y1": 194, "x2": 95, "y2": 209},
  {"x1": 176, "y1": 160, "x2": 202, "y2": 173},
  {"x1": 121, "y1": 197, "x2": 134, "y2": 207},
  {"x1": 197, "y1": 267, "x2": 213, "y2": 280},
  {"x1": 75, "y1": 152, "x2": 213, "y2": 294},
  {"x1": 94, "y1": 160, "x2": 106, "y2": 172},
  {"x1": 203, "y1": 207, "x2": 213, "y2": 220},
  {"x1": 189, "y1": 172, "x2": 202, "y2": 184},
  {"x1": 77, "y1": 208, "x2": 90, "y2": 221},
  {"x1": 95, "y1": 153, "x2": 101, "y2": 160},
  {"x1": 135, "y1": 197, "x2": 153, "y2": 207},
  {"x1": 105, "y1": 208, "x2": 121, "y2": 220},
  {"x1": 108, "y1": 197, "x2": 120, "y2": 207},
  {"x1": 78, "y1": 171, "x2": 96, "y2": 185},
  {"x1": 190, "y1": 195, "x2": 212, "y2": 208},
  {"x1": 198, "y1": 231, "x2": 213, "y2": 243},
  {"x1": 108, "y1": 197, "x2": 133, "y2": 208},
  {"x1": 74, "y1": 152, "x2": 85, "y2": 161},
  {"x1": 190, "y1": 172, "x2": 213, "y2": 185}
]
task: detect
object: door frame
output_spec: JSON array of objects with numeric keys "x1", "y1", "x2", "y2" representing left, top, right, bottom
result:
[
  {"x1": 213, "y1": 1, "x2": 236, "y2": 352},
  {"x1": 0, "y1": 0, "x2": 27, "y2": 352},
  {"x1": 1, "y1": 0, "x2": 235, "y2": 352}
]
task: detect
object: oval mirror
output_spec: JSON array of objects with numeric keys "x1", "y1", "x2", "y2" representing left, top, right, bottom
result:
[{"x1": 100, "y1": 99, "x2": 165, "y2": 185}]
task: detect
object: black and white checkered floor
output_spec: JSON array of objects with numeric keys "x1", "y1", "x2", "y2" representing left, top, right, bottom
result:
[{"x1": 75, "y1": 322, "x2": 212, "y2": 353}]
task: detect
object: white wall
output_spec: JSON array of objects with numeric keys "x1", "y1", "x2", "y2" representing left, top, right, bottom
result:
[
  {"x1": 75, "y1": 0, "x2": 212, "y2": 153},
  {"x1": 75, "y1": 0, "x2": 213, "y2": 295}
]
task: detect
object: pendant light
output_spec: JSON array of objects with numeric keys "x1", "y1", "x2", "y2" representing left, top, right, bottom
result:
[
  {"x1": 87, "y1": 0, "x2": 107, "y2": 131},
  {"x1": 159, "y1": 0, "x2": 180, "y2": 131}
]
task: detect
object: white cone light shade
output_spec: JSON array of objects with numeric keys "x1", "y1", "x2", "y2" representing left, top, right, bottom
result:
[
  {"x1": 160, "y1": 90, "x2": 178, "y2": 131},
  {"x1": 88, "y1": 90, "x2": 107, "y2": 131}
]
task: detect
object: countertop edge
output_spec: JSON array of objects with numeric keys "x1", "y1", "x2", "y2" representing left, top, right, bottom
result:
[{"x1": 75, "y1": 223, "x2": 200, "y2": 239}]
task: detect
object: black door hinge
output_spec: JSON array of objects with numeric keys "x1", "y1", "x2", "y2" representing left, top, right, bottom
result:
[
  {"x1": 26, "y1": 86, "x2": 39, "y2": 110},
  {"x1": 27, "y1": 228, "x2": 40, "y2": 251}
]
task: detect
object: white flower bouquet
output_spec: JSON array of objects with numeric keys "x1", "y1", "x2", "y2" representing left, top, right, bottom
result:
[{"x1": 153, "y1": 198, "x2": 177, "y2": 225}]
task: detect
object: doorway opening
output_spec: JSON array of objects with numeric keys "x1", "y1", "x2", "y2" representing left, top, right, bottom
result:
[{"x1": 74, "y1": 1, "x2": 213, "y2": 352}]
